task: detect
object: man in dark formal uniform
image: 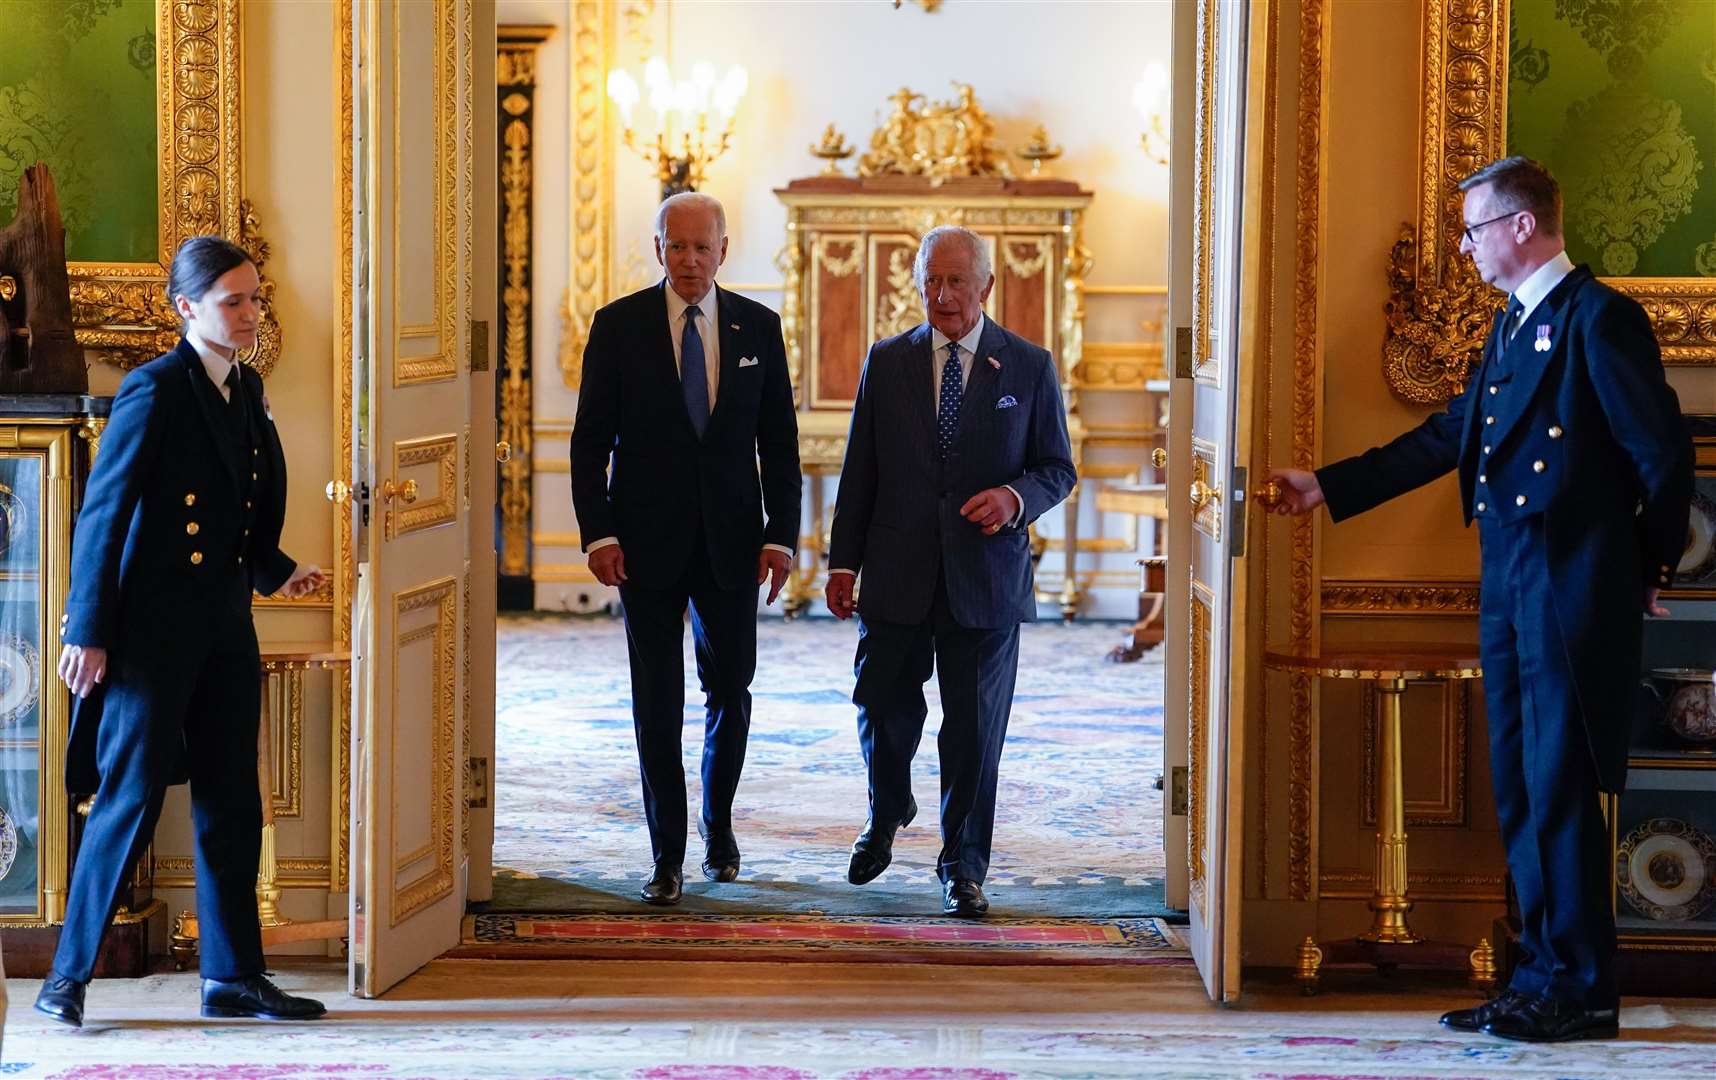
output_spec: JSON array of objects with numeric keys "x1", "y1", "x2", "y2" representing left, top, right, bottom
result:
[
  {"x1": 570, "y1": 193, "x2": 800, "y2": 905},
  {"x1": 35, "y1": 239, "x2": 325, "y2": 1027},
  {"x1": 825, "y1": 225, "x2": 1076, "y2": 917},
  {"x1": 1270, "y1": 157, "x2": 1692, "y2": 1042}
]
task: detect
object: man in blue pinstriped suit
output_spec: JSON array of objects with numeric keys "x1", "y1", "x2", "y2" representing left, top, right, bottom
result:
[{"x1": 825, "y1": 225, "x2": 1077, "y2": 917}]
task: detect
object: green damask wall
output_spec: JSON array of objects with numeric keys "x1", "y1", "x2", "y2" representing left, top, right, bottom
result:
[
  {"x1": 0, "y1": 0, "x2": 159, "y2": 265},
  {"x1": 1507, "y1": 0, "x2": 1716, "y2": 278}
]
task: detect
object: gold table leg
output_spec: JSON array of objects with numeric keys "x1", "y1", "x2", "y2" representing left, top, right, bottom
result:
[{"x1": 1360, "y1": 676, "x2": 1420, "y2": 944}]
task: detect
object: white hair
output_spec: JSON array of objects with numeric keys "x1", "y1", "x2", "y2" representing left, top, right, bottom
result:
[
  {"x1": 654, "y1": 191, "x2": 727, "y2": 240},
  {"x1": 912, "y1": 225, "x2": 992, "y2": 291}
]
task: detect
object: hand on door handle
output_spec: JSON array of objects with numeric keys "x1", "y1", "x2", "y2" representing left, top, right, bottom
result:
[{"x1": 381, "y1": 478, "x2": 419, "y2": 505}]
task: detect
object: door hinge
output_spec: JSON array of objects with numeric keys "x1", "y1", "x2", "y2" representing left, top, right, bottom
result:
[
  {"x1": 1230, "y1": 464, "x2": 1249, "y2": 557},
  {"x1": 466, "y1": 756, "x2": 490, "y2": 809},
  {"x1": 1173, "y1": 326, "x2": 1194, "y2": 380},
  {"x1": 469, "y1": 319, "x2": 490, "y2": 372},
  {"x1": 1170, "y1": 765, "x2": 1189, "y2": 816}
]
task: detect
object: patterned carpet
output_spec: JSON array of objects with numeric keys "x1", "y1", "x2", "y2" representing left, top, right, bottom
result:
[{"x1": 494, "y1": 614, "x2": 1166, "y2": 910}]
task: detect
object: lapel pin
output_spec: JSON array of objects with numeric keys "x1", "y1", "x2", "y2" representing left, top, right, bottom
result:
[
  {"x1": 730, "y1": 323, "x2": 741, "y2": 331},
  {"x1": 1535, "y1": 325, "x2": 1552, "y2": 353},
  {"x1": 987, "y1": 356, "x2": 1001, "y2": 369}
]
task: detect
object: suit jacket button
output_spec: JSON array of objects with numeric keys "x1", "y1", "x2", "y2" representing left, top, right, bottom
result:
[
  {"x1": 1483, "y1": 445, "x2": 1491, "y2": 455},
  {"x1": 1485, "y1": 416, "x2": 1495, "y2": 425},
  {"x1": 1488, "y1": 385, "x2": 1498, "y2": 395},
  {"x1": 1548, "y1": 425, "x2": 1563, "y2": 438},
  {"x1": 190, "y1": 552, "x2": 203, "y2": 565},
  {"x1": 1532, "y1": 460, "x2": 1545, "y2": 473},
  {"x1": 1516, "y1": 494, "x2": 1527, "y2": 507},
  {"x1": 184, "y1": 493, "x2": 196, "y2": 507},
  {"x1": 1478, "y1": 474, "x2": 1487, "y2": 484},
  {"x1": 1476, "y1": 501, "x2": 1486, "y2": 512},
  {"x1": 186, "y1": 522, "x2": 200, "y2": 536}
]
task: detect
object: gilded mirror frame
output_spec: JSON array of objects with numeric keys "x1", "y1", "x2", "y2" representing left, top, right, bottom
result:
[
  {"x1": 64, "y1": 0, "x2": 275, "y2": 373},
  {"x1": 1383, "y1": 0, "x2": 1716, "y2": 405}
]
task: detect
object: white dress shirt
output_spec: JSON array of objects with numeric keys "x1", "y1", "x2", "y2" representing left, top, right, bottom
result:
[
  {"x1": 1510, "y1": 250, "x2": 1575, "y2": 334},
  {"x1": 586, "y1": 282, "x2": 790, "y2": 562},
  {"x1": 188, "y1": 335, "x2": 237, "y2": 402}
]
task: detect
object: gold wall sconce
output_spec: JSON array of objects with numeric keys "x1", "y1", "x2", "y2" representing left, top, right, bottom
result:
[
  {"x1": 1133, "y1": 62, "x2": 1169, "y2": 166},
  {"x1": 607, "y1": 58, "x2": 749, "y2": 198}
]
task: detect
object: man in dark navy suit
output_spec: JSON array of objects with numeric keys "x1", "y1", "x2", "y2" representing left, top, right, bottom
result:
[
  {"x1": 1270, "y1": 157, "x2": 1692, "y2": 1042},
  {"x1": 571, "y1": 193, "x2": 800, "y2": 905},
  {"x1": 36, "y1": 237, "x2": 326, "y2": 1027},
  {"x1": 825, "y1": 225, "x2": 1076, "y2": 917}
]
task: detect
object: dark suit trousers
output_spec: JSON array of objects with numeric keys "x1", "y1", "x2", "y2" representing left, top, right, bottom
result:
[
  {"x1": 618, "y1": 527, "x2": 757, "y2": 869},
  {"x1": 853, "y1": 574, "x2": 1020, "y2": 884},
  {"x1": 1478, "y1": 516, "x2": 1616, "y2": 1009},
  {"x1": 54, "y1": 610, "x2": 265, "y2": 982}
]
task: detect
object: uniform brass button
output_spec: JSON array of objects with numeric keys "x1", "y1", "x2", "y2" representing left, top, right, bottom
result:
[
  {"x1": 1476, "y1": 501, "x2": 1487, "y2": 512},
  {"x1": 251, "y1": 471, "x2": 258, "y2": 481},
  {"x1": 190, "y1": 552, "x2": 203, "y2": 565},
  {"x1": 1488, "y1": 385, "x2": 1498, "y2": 395},
  {"x1": 186, "y1": 522, "x2": 199, "y2": 536},
  {"x1": 1516, "y1": 494, "x2": 1527, "y2": 507},
  {"x1": 1485, "y1": 416, "x2": 1495, "y2": 425},
  {"x1": 1478, "y1": 474, "x2": 1487, "y2": 484},
  {"x1": 253, "y1": 448, "x2": 259, "y2": 457},
  {"x1": 1548, "y1": 425, "x2": 1563, "y2": 438},
  {"x1": 1532, "y1": 460, "x2": 1545, "y2": 473},
  {"x1": 238, "y1": 555, "x2": 244, "y2": 564},
  {"x1": 184, "y1": 493, "x2": 196, "y2": 507},
  {"x1": 245, "y1": 499, "x2": 253, "y2": 509}
]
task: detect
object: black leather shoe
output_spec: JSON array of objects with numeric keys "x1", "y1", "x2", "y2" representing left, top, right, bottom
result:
[
  {"x1": 201, "y1": 974, "x2": 326, "y2": 1020},
  {"x1": 34, "y1": 973, "x2": 86, "y2": 1028},
  {"x1": 848, "y1": 796, "x2": 918, "y2": 885},
  {"x1": 641, "y1": 864, "x2": 683, "y2": 905},
  {"x1": 1481, "y1": 996, "x2": 1618, "y2": 1043},
  {"x1": 943, "y1": 879, "x2": 990, "y2": 918},
  {"x1": 701, "y1": 828, "x2": 741, "y2": 883},
  {"x1": 1440, "y1": 990, "x2": 1530, "y2": 1032}
]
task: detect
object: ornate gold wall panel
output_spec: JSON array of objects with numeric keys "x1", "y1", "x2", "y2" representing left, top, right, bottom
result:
[
  {"x1": 558, "y1": 1, "x2": 616, "y2": 390},
  {"x1": 1189, "y1": 0, "x2": 1220, "y2": 387},
  {"x1": 68, "y1": 0, "x2": 285, "y2": 375},
  {"x1": 1361, "y1": 681, "x2": 1469, "y2": 828},
  {"x1": 333, "y1": 0, "x2": 355, "y2": 894},
  {"x1": 392, "y1": 0, "x2": 461, "y2": 387},
  {"x1": 1189, "y1": 581, "x2": 1213, "y2": 920},
  {"x1": 265, "y1": 670, "x2": 304, "y2": 819},
  {"x1": 1075, "y1": 342, "x2": 1166, "y2": 389},
  {"x1": 1385, "y1": 0, "x2": 1716, "y2": 405},
  {"x1": 390, "y1": 577, "x2": 458, "y2": 925},
  {"x1": 1322, "y1": 579, "x2": 1481, "y2": 615},
  {"x1": 1318, "y1": 867, "x2": 1503, "y2": 902}
]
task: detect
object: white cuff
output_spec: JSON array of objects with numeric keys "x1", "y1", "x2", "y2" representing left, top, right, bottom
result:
[
  {"x1": 828, "y1": 568, "x2": 857, "y2": 577},
  {"x1": 586, "y1": 536, "x2": 619, "y2": 552},
  {"x1": 762, "y1": 543, "x2": 794, "y2": 557},
  {"x1": 1002, "y1": 485, "x2": 1025, "y2": 527}
]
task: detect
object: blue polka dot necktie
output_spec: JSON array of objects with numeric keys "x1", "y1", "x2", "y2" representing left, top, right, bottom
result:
[
  {"x1": 681, "y1": 307, "x2": 709, "y2": 438},
  {"x1": 937, "y1": 341, "x2": 962, "y2": 461}
]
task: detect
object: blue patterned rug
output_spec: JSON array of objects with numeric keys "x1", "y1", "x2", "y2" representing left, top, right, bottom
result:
[{"x1": 494, "y1": 614, "x2": 1167, "y2": 915}]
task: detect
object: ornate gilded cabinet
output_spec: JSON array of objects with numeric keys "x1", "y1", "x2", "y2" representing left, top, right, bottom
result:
[
  {"x1": 0, "y1": 398, "x2": 136, "y2": 975},
  {"x1": 1611, "y1": 415, "x2": 1716, "y2": 994},
  {"x1": 774, "y1": 175, "x2": 1093, "y2": 614}
]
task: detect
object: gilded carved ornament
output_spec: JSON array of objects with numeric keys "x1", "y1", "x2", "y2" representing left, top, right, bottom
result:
[{"x1": 857, "y1": 84, "x2": 1013, "y2": 181}]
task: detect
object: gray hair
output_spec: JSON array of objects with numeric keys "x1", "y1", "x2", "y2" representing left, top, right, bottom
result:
[
  {"x1": 654, "y1": 191, "x2": 727, "y2": 240},
  {"x1": 912, "y1": 225, "x2": 992, "y2": 291}
]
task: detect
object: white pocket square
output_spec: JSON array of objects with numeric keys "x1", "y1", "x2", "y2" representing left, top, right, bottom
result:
[
  {"x1": 737, "y1": 356, "x2": 760, "y2": 368},
  {"x1": 995, "y1": 395, "x2": 1019, "y2": 410}
]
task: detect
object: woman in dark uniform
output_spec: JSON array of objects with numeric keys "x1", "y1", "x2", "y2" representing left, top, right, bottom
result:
[{"x1": 35, "y1": 236, "x2": 327, "y2": 1027}]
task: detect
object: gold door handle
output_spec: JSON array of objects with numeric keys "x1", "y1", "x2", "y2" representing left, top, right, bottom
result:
[
  {"x1": 1151, "y1": 447, "x2": 1168, "y2": 470},
  {"x1": 1189, "y1": 478, "x2": 1220, "y2": 512},
  {"x1": 381, "y1": 478, "x2": 419, "y2": 505},
  {"x1": 325, "y1": 480, "x2": 351, "y2": 504},
  {"x1": 1253, "y1": 479, "x2": 1285, "y2": 510},
  {"x1": 495, "y1": 440, "x2": 512, "y2": 463}
]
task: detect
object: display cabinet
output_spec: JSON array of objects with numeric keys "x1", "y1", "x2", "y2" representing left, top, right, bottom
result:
[{"x1": 0, "y1": 397, "x2": 141, "y2": 977}]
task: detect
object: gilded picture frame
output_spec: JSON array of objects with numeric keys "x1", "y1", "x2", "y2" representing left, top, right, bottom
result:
[
  {"x1": 57, "y1": 0, "x2": 271, "y2": 372},
  {"x1": 1383, "y1": 0, "x2": 1716, "y2": 405}
]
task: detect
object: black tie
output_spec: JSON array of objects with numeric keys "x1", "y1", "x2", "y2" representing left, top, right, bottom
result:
[{"x1": 1504, "y1": 298, "x2": 1524, "y2": 341}]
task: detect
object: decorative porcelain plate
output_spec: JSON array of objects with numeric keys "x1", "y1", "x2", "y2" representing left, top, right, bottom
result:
[
  {"x1": 0, "y1": 804, "x2": 16, "y2": 884},
  {"x1": 1666, "y1": 683, "x2": 1716, "y2": 744},
  {"x1": 0, "y1": 632, "x2": 39, "y2": 728},
  {"x1": 1681, "y1": 491, "x2": 1716, "y2": 581},
  {"x1": 0, "y1": 481, "x2": 20, "y2": 561},
  {"x1": 1617, "y1": 818, "x2": 1716, "y2": 922}
]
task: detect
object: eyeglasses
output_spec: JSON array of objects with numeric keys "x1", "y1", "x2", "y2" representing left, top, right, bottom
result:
[{"x1": 1461, "y1": 211, "x2": 1519, "y2": 244}]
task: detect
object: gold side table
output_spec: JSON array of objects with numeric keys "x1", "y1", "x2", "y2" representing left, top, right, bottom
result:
[{"x1": 1263, "y1": 643, "x2": 1497, "y2": 995}]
